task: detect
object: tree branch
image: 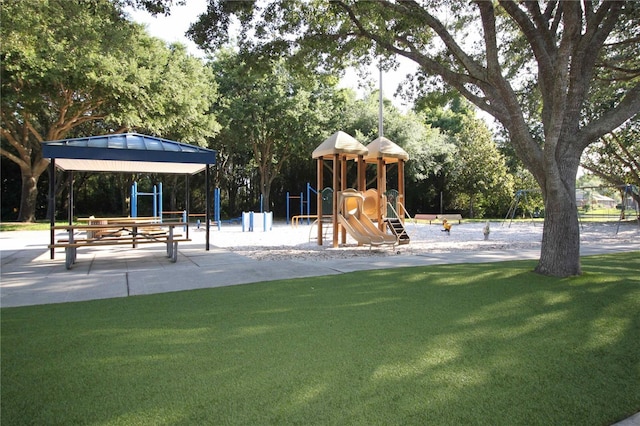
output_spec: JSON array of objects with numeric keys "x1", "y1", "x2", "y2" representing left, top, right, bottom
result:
[
  {"x1": 612, "y1": 132, "x2": 640, "y2": 173},
  {"x1": 477, "y1": 1, "x2": 500, "y2": 80},
  {"x1": 0, "y1": 122, "x2": 31, "y2": 163},
  {"x1": 399, "y1": 1, "x2": 488, "y2": 81},
  {"x1": 580, "y1": 83, "x2": 640, "y2": 149},
  {"x1": 499, "y1": 0, "x2": 554, "y2": 77},
  {"x1": 0, "y1": 145, "x2": 27, "y2": 169},
  {"x1": 524, "y1": 0, "x2": 557, "y2": 54}
]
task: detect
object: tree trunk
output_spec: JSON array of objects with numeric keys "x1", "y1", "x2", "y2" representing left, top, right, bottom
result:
[
  {"x1": 536, "y1": 196, "x2": 581, "y2": 276},
  {"x1": 227, "y1": 183, "x2": 238, "y2": 216},
  {"x1": 261, "y1": 179, "x2": 271, "y2": 212},
  {"x1": 535, "y1": 162, "x2": 581, "y2": 276},
  {"x1": 17, "y1": 167, "x2": 40, "y2": 222}
]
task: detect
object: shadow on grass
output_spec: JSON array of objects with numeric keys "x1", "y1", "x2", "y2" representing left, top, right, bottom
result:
[{"x1": 1, "y1": 253, "x2": 639, "y2": 425}]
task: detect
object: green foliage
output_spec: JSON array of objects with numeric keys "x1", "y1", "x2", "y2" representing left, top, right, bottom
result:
[
  {"x1": 414, "y1": 92, "x2": 513, "y2": 216},
  {"x1": 209, "y1": 49, "x2": 337, "y2": 213},
  {"x1": 116, "y1": 40, "x2": 220, "y2": 145},
  {"x1": 448, "y1": 117, "x2": 514, "y2": 218},
  {"x1": 415, "y1": 92, "x2": 476, "y2": 136},
  {"x1": 2, "y1": 252, "x2": 639, "y2": 424},
  {"x1": 1, "y1": 0, "x2": 219, "y2": 221}
]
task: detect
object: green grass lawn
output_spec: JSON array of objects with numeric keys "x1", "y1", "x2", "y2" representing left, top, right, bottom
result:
[
  {"x1": 0, "y1": 221, "x2": 71, "y2": 232},
  {"x1": 2, "y1": 253, "x2": 639, "y2": 425}
]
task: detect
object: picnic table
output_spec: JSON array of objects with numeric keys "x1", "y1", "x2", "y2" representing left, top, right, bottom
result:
[{"x1": 49, "y1": 219, "x2": 190, "y2": 269}]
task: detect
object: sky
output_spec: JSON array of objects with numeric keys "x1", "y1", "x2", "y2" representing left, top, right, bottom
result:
[{"x1": 124, "y1": 1, "x2": 419, "y2": 110}]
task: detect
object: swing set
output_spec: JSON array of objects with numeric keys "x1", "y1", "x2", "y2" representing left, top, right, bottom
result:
[{"x1": 504, "y1": 185, "x2": 639, "y2": 234}]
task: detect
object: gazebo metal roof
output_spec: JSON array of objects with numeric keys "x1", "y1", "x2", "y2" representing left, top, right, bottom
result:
[{"x1": 42, "y1": 133, "x2": 216, "y2": 174}]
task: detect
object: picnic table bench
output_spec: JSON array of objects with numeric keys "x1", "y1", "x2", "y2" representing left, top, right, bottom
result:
[
  {"x1": 414, "y1": 213, "x2": 463, "y2": 224},
  {"x1": 414, "y1": 214, "x2": 438, "y2": 224},
  {"x1": 49, "y1": 220, "x2": 190, "y2": 269},
  {"x1": 437, "y1": 214, "x2": 463, "y2": 224}
]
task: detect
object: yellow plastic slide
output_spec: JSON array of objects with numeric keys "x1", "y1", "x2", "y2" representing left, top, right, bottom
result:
[
  {"x1": 338, "y1": 213, "x2": 385, "y2": 246},
  {"x1": 338, "y1": 189, "x2": 397, "y2": 247},
  {"x1": 357, "y1": 210, "x2": 398, "y2": 245}
]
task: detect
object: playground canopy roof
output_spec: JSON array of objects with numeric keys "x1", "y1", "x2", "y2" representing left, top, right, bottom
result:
[
  {"x1": 365, "y1": 137, "x2": 409, "y2": 163},
  {"x1": 312, "y1": 131, "x2": 368, "y2": 159},
  {"x1": 42, "y1": 133, "x2": 217, "y2": 175}
]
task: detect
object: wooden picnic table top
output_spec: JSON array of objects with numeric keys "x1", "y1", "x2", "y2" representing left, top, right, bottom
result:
[
  {"x1": 53, "y1": 222, "x2": 187, "y2": 231},
  {"x1": 77, "y1": 216, "x2": 159, "y2": 223}
]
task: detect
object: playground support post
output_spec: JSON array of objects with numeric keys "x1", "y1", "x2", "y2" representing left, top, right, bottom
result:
[
  {"x1": 285, "y1": 192, "x2": 302, "y2": 225},
  {"x1": 504, "y1": 189, "x2": 540, "y2": 227},
  {"x1": 306, "y1": 182, "x2": 316, "y2": 224},
  {"x1": 214, "y1": 187, "x2": 221, "y2": 230}
]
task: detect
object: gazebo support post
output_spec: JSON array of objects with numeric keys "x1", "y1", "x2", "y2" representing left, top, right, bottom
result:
[
  {"x1": 317, "y1": 157, "x2": 323, "y2": 246},
  {"x1": 185, "y1": 174, "x2": 190, "y2": 240},
  {"x1": 68, "y1": 171, "x2": 74, "y2": 226},
  {"x1": 49, "y1": 159, "x2": 56, "y2": 259},
  {"x1": 205, "y1": 164, "x2": 211, "y2": 251}
]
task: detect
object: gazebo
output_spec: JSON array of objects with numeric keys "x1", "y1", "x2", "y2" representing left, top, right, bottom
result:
[{"x1": 42, "y1": 133, "x2": 217, "y2": 257}]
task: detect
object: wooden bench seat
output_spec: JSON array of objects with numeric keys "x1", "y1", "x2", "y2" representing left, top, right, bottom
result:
[
  {"x1": 414, "y1": 214, "x2": 438, "y2": 224},
  {"x1": 53, "y1": 233, "x2": 184, "y2": 246},
  {"x1": 414, "y1": 213, "x2": 463, "y2": 224},
  {"x1": 436, "y1": 214, "x2": 463, "y2": 224}
]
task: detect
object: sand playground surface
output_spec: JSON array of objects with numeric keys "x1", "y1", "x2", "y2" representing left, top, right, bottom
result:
[{"x1": 203, "y1": 220, "x2": 640, "y2": 261}]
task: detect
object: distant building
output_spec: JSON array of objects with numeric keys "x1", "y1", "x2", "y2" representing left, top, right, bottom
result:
[
  {"x1": 576, "y1": 190, "x2": 617, "y2": 209},
  {"x1": 591, "y1": 193, "x2": 617, "y2": 208}
]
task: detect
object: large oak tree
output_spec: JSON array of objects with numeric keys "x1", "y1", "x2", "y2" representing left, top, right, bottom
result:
[
  {"x1": 184, "y1": 0, "x2": 640, "y2": 277},
  {"x1": 1, "y1": 0, "x2": 218, "y2": 222}
]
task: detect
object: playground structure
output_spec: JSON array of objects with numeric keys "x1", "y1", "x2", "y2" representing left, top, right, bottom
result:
[
  {"x1": 311, "y1": 131, "x2": 410, "y2": 248},
  {"x1": 242, "y1": 211, "x2": 273, "y2": 232},
  {"x1": 130, "y1": 179, "x2": 278, "y2": 233},
  {"x1": 131, "y1": 182, "x2": 225, "y2": 231},
  {"x1": 131, "y1": 181, "x2": 163, "y2": 219},
  {"x1": 503, "y1": 189, "x2": 541, "y2": 227},
  {"x1": 285, "y1": 183, "x2": 317, "y2": 226}
]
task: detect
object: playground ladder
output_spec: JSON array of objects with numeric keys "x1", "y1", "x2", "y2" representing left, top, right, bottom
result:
[{"x1": 385, "y1": 218, "x2": 410, "y2": 245}]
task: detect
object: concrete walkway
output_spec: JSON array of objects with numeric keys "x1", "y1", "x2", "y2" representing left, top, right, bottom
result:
[{"x1": 1, "y1": 228, "x2": 639, "y2": 309}]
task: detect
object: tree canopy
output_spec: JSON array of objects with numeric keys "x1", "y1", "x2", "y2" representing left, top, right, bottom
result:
[
  {"x1": 209, "y1": 49, "x2": 339, "y2": 212},
  {"x1": 1, "y1": 0, "x2": 219, "y2": 221}
]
